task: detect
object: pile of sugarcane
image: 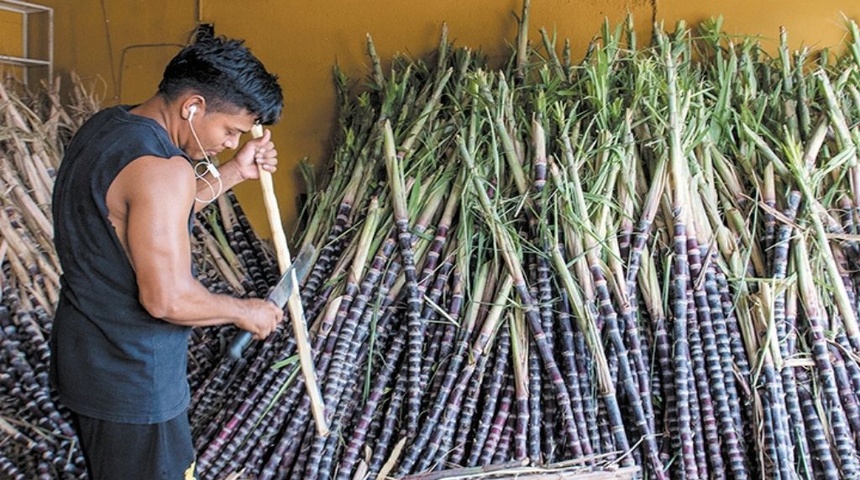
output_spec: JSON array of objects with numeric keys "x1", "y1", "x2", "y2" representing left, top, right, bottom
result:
[
  {"x1": 0, "y1": 77, "x2": 279, "y2": 478},
  {"x1": 6, "y1": 6, "x2": 860, "y2": 480},
  {"x1": 189, "y1": 7, "x2": 860, "y2": 480},
  {"x1": 0, "y1": 77, "x2": 97, "y2": 479}
]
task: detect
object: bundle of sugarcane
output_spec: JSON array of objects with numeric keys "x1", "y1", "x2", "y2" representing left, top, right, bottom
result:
[
  {"x1": 0, "y1": 77, "x2": 94, "y2": 480},
  {"x1": 0, "y1": 74, "x2": 110, "y2": 320},
  {"x1": 0, "y1": 76, "x2": 278, "y2": 478},
  {"x1": 190, "y1": 5, "x2": 860, "y2": 480}
]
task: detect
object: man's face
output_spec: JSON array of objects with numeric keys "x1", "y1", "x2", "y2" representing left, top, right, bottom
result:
[{"x1": 186, "y1": 108, "x2": 257, "y2": 160}]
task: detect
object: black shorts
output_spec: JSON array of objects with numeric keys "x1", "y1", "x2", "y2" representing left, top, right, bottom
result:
[{"x1": 72, "y1": 410, "x2": 197, "y2": 480}]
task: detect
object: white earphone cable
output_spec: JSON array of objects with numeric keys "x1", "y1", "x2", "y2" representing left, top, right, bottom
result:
[{"x1": 187, "y1": 109, "x2": 223, "y2": 204}]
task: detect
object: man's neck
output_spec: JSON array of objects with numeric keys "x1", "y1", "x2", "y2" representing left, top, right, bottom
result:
[{"x1": 130, "y1": 96, "x2": 182, "y2": 149}]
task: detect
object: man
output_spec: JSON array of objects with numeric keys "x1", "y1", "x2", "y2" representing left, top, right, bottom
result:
[{"x1": 50, "y1": 35, "x2": 285, "y2": 479}]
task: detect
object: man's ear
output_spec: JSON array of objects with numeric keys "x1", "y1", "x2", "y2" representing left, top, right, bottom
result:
[{"x1": 182, "y1": 96, "x2": 206, "y2": 120}]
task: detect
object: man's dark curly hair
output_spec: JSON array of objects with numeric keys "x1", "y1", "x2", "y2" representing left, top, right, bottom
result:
[{"x1": 158, "y1": 36, "x2": 283, "y2": 125}]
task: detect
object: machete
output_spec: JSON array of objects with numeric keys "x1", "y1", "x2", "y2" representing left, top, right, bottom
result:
[{"x1": 226, "y1": 244, "x2": 315, "y2": 360}]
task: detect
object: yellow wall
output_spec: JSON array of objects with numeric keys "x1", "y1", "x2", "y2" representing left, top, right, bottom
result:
[
  {"x1": 0, "y1": 7, "x2": 25, "y2": 82},
  {"x1": 0, "y1": 8, "x2": 23, "y2": 56},
  {"x1": 33, "y1": 0, "x2": 860, "y2": 241},
  {"x1": 37, "y1": 0, "x2": 196, "y2": 102}
]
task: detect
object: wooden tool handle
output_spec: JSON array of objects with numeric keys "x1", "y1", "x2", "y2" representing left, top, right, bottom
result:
[
  {"x1": 254, "y1": 127, "x2": 291, "y2": 272},
  {"x1": 252, "y1": 125, "x2": 329, "y2": 436}
]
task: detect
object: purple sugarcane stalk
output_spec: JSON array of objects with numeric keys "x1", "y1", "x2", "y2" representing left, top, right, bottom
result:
[
  {"x1": 383, "y1": 121, "x2": 457, "y2": 444},
  {"x1": 396, "y1": 274, "x2": 512, "y2": 475},
  {"x1": 535, "y1": 253, "x2": 558, "y2": 461},
  {"x1": 624, "y1": 156, "x2": 668, "y2": 298},
  {"x1": 573, "y1": 313, "x2": 600, "y2": 454},
  {"x1": 309, "y1": 374, "x2": 363, "y2": 480},
  {"x1": 460, "y1": 328, "x2": 511, "y2": 467},
  {"x1": 759, "y1": 360, "x2": 795, "y2": 480},
  {"x1": 492, "y1": 413, "x2": 517, "y2": 465},
  {"x1": 0, "y1": 338, "x2": 71, "y2": 443},
  {"x1": 687, "y1": 237, "x2": 747, "y2": 479},
  {"x1": 197, "y1": 362, "x2": 281, "y2": 473},
  {"x1": 302, "y1": 197, "x2": 355, "y2": 310},
  {"x1": 219, "y1": 362, "x2": 305, "y2": 477},
  {"x1": 418, "y1": 259, "x2": 457, "y2": 396},
  {"x1": 555, "y1": 288, "x2": 593, "y2": 457},
  {"x1": 396, "y1": 328, "x2": 469, "y2": 473},
  {"x1": 715, "y1": 269, "x2": 756, "y2": 453},
  {"x1": 434, "y1": 338, "x2": 490, "y2": 466},
  {"x1": 481, "y1": 384, "x2": 515, "y2": 465},
  {"x1": 197, "y1": 330, "x2": 288, "y2": 471},
  {"x1": 836, "y1": 331, "x2": 860, "y2": 445},
  {"x1": 424, "y1": 352, "x2": 491, "y2": 471},
  {"x1": 669, "y1": 215, "x2": 699, "y2": 480},
  {"x1": 288, "y1": 412, "x2": 324, "y2": 480},
  {"x1": 772, "y1": 191, "x2": 811, "y2": 473},
  {"x1": 462, "y1": 133, "x2": 584, "y2": 460},
  {"x1": 761, "y1": 400, "x2": 780, "y2": 480},
  {"x1": 304, "y1": 255, "x2": 403, "y2": 479},
  {"x1": 795, "y1": 367, "x2": 839, "y2": 479},
  {"x1": 684, "y1": 294, "x2": 718, "y2": 479},
  {"x1": 796, "y1": 238, "x2": 859, "y2": 477},
  {"x1": 256, "y1": 283, "x2": 363, "y2": 479},
  {"x1": 829, "y1": 345, "x2": 860, "y2": 446},
  {"x1": 0, "y1": 453, "x2": 27, "y2": 480},
  {"x1": 366, "y1": 364, "x2": 408, "y2": 479},
  {"x1": 510, "y1": 309, "x2": 531, "y2": 464},
  {"x1": 427, "y1": 267, "x2": 463, "y2": 397},
  {"x1": 596, "y1": 394, "x2": 617, "y2": 457},
  {"x1": 525, "y1": 340, "x2": 542, "y2": 463},
  {"x1": 587, "y1": 256, "x2": 660, "y2": 475},
  {"x1": 321, "y1": 238, "x2": 396, "y2": 421}
]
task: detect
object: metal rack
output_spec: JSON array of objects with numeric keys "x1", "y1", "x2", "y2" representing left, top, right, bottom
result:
[{"x1": 0, "y1": 0, "x2": 53, "y2": 85}]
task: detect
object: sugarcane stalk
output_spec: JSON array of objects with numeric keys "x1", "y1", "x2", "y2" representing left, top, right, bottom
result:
[
  {"x1": 655, "y1": 23, "x2": 703, "y2": 479},
  {"x1": 552, "y1": 135, "x2": 661, "y2": 474},
  {"x1": 785, "y1": 134, "x2": 860, "y2": 350},
  {"x1": 194, "y1": 220, "x2": 246, "y2": 295},
  {"x1": 509, "y1": 306, "x2": 530, "y2": 462},
  {"x1": 795, "y1": 234, "x2": 859, "y2": 476},
  {"x1": 421, "y1": 274, "x2": 511, "y2": 470},
  {"x1": 514, "y1": 0, "x2": 530, "y2": 83},
  {"x1": 474, "y1": 126, "x2": 588, "y2": 410},
  {"x1": 0, "y1": 160, "x2": 52, "y2": 239}
]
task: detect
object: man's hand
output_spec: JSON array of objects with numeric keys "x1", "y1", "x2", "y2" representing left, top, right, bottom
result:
[
  {"x1": 234, "y1": 298, "x2": 285, "y2": 340},
  {"x1": 231, "y1": 128, "x2": 279, "y2": 181}
]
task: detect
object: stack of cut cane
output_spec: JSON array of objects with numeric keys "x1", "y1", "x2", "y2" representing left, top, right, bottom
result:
[{"x1": 190, "y1": 12, "x2": 860, "y2": 480}]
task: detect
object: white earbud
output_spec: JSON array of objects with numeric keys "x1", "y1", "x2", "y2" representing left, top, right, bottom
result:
[{"x1": 185, "y1": 102, "x2": 222, "y2": 203}]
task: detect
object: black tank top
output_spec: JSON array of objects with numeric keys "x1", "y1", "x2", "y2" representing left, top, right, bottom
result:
[{"x1": 51, "y1": 105, "x2": 194, "y2": 423}]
